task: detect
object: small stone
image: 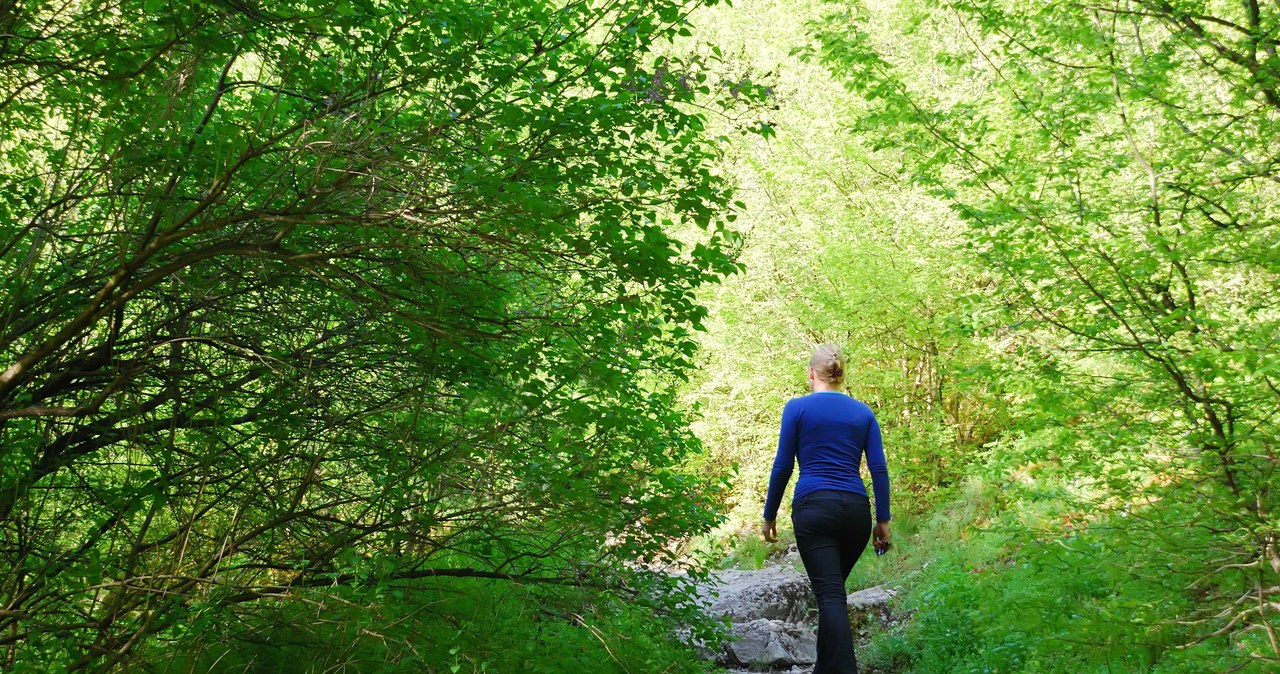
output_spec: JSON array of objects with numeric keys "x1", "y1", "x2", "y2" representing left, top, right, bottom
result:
[
  {"x1": 846, "y1": 585, "x2": 898, "y2": 629},
  {"x1": 846, "y1": 585, "x2": 897, "y2": 611}
]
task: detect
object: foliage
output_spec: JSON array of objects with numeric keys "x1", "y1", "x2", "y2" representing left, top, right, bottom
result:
[
  {"x1": 0, "y1": 0, "x2": 767, "y2": 670},
  {"x1": 862, "y1": 478, "x2": 1273, "y2": 673},
  {"x1": 680, "y1": 0, "x2": 1002, "y2": 547},
  {"x1": 805, "y1": 0, "x2": 1280, "y2": 666},
  {"x1": 128, "y1": 578, "x2": 716, "y2": 674}
]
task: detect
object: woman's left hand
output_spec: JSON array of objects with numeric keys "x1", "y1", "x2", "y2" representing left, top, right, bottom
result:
[{"x1": 762, "y1": 519, "x2": 777, "y2": 542}]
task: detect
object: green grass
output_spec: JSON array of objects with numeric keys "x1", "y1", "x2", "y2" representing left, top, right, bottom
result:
[{"x1": 852, "y1": 477, "x2": 1274, "y2": 674}]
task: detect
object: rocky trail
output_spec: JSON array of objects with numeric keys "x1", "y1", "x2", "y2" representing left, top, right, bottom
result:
[{"x1": 691, "y1": 548, "x2": 903, "y2": 673}]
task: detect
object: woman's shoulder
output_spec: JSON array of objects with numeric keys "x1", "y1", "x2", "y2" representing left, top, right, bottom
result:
[
  {"x1": 842, "y1": 394, "x2": 876, "y2": 413},
  {"x1": 788, "y1": 392, "x2": 859, "y2": 406},
  {"x1": 803, "y1": 392, "x2": 876, "y2": 414}
]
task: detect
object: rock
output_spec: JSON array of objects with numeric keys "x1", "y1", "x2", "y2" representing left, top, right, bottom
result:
[
  {"x1": 725, "y1": 618, "x2": 817, "y2": 668},
  {"x1": 701, "y1": 568, "x2": 815, "y2": 623},
  {"x1": 784, "y1": 543, "x2": 801, "y2": 562},
  {"x1": 686, "y1": 569, "x2": 905, "y2": 670},
  {"x1": 846, "y1": 585, "x2": 897, "y2": 627},
  {"x1": 846, "y1": 585, "x2": 896, "y2": 611},
  {"x1": 686, "y1": 568, "x2": 817, "y2": 668}
]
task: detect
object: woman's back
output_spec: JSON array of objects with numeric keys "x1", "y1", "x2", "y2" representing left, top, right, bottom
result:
[{"x1": 763, "y1": 392, "x2": 890, "y2": 523}]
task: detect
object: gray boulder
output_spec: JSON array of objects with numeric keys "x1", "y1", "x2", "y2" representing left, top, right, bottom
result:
[
  {"x1": 687, "y1": 569, "x2": 901, "y2": 670},
  {"x1": 725, "y1": 618, "x2": 817, "y2": 668},
  {"x1": 690, "y1": 568, "x2": 817, "y2": 668},
  {"x1": 702, "y1": 568, "x2": 814, "y2": 623}
]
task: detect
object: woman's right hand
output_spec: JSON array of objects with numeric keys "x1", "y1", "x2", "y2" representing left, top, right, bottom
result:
[{"x1": 873, "y1": 521, "x2": 891, "y2": 554}]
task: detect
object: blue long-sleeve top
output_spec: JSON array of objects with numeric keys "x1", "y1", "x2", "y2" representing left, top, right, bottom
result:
[{"x1": 763, "y1": 391, "x2": 891, "y2": 523}]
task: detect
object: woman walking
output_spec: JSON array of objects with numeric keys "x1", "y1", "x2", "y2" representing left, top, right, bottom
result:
[{"x1": 762, "y1": 344, "x2": 891, "y2": 674}]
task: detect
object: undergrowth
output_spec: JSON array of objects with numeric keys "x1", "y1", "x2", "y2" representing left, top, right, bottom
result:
[
  {"x1": 131, "y1": 579, "x2": 716, "y2": 674},
  {"x1": 856, "y1": 476, "x2": 1274, "y2": 674}
]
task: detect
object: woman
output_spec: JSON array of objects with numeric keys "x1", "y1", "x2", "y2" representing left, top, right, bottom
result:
[{"x1": 762, "y1": 344, "x2": 891, "y2": 674}]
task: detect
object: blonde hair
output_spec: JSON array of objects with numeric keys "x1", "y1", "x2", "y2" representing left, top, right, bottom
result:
[{"x1": 809, "y1": 343, "x2": 845, "y2": 387}]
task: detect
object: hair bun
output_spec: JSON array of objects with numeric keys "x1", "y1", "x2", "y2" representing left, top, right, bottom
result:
[{"x1": 809, "y1": 344, "x2": 846, "y2": 385}]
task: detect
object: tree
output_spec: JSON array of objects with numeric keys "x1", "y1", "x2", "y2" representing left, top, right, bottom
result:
[
  {"x1": 0, "y1": 0, "x2": 762, "y2": 669},
  {"x1": 676, "y1": 0, "x2": 998, "y2": 539},
  {"x1": 810, "y1": 0, "x2": 1280, "y2": 667}
]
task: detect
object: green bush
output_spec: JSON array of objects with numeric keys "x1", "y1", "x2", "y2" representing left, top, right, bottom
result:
[
  {"x1": 861, "y1": 486, "x2": 1273, "y2": 674},
  {"x1": 139, "y1": 579, "x2": 716, "y2": 674}
]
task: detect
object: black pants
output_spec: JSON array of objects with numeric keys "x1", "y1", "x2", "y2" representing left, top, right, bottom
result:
[{"x1": 791, "y1": 490, "x2": 873, "y2": 674}]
